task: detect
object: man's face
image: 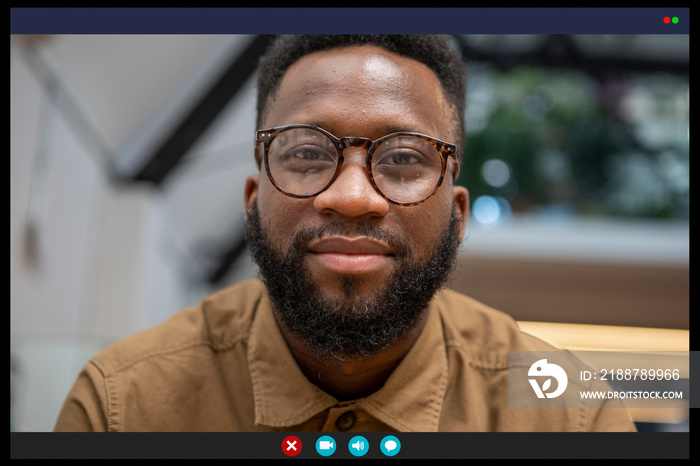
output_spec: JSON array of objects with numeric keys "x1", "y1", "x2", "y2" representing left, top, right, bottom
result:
[{"x1": 245, "y1": 45, "x2": 469, "y2": 357}]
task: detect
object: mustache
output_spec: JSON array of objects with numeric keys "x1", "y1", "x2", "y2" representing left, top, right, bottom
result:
[{"x1": 291, "y1": 220, "x2": 412, "y2": 259}]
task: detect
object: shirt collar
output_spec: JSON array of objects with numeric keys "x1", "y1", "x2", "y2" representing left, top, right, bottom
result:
[
  {"x1": 247, "y1": 291, "x2": 449, "y2": 431},
  {"x1": 357, "y1": 302, "x2": 448, "y2": 432},
  {"x1": 247, "y1": 294, "x2": 337, "y2": 427}
]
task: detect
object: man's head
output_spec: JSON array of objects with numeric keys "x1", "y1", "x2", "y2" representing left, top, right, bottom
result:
[
  {"x1": 256, "y1": 34, "x2": 467, "y2": 155},
  {"x1": 244, "y1": 34, "x2": 469, "y2": 359}
]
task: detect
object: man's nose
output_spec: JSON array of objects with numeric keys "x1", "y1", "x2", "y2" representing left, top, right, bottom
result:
[{"x1": 313, "y1": 148, "x2": 390, "y2": 218}]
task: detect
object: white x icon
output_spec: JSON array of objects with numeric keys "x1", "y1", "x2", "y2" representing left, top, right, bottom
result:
[{"x1": 286, "y1": 440, "x2": 297, "y2": 451}]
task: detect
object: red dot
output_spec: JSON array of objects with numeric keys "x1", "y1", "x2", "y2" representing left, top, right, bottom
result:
[
  {"x1": 664, "y1": 17, "x2": 671, "y2": 23},
  {"x1": 282, "y1": 436, "x2": 302, "y2": 456}
]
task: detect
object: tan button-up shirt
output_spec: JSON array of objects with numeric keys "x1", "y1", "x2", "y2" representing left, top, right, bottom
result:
[{"x1": 54, "y1": 280, "x2": 636, "y2": 432}]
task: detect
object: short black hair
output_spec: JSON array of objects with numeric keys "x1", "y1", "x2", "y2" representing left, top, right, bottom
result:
[{"x1": 256, "y1": 34, "x2": 467, "y2": 151}]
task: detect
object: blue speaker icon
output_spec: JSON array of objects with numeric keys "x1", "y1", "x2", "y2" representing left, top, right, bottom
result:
[{"x1": 349, "y1": 436, "x2": 369, "y2": 457}]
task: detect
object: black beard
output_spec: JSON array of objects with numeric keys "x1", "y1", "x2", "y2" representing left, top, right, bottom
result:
[{"x1": 245, "y1": 204, "x2": 461, "y2": 360}]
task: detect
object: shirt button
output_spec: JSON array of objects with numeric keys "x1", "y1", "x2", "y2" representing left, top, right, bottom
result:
[{"x1": 335, "y1": 411, "x2": 356, "y2": 431}]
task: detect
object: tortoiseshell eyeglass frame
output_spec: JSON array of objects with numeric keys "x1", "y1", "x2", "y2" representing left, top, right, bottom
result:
[{"x1": 254, "y1": 124, "x2": 460, "y2": 207}]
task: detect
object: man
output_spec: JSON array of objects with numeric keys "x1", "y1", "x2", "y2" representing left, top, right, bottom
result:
[{"x1": 54, "y1": 35, "x2": 636, "y2": 432}]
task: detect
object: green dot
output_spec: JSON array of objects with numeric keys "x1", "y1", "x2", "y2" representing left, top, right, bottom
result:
[{"x1": 672, "y1": 17, "x2": 679, "y2": 24}]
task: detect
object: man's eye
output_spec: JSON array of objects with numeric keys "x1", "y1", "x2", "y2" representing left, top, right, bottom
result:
[
  {"x1": 288, "y1": 147, "x2": 334, "y2": 162},
  {"x1": 390, "y1": 152, "x2": 418, "y2": 165},
  {"x1": 377, "y1": 151, "x2": 423, "y2": 166},
  {"x1": 291, "y1": 149, "x2": 323, "y2": 160}
]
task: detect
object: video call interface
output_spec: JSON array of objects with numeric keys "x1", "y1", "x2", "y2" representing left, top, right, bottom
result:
[{"x1": 11, "y1": 8, "x2": 690, "y2": 460}]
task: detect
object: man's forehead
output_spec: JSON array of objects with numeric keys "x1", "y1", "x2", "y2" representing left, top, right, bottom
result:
[
  {"x1": 261, "y1": 45, "x2": 452, "y2": 137},
  {"x1": 362, "y1": 51, "x2": 406, "y2": 78},
  {"x1": 301, "y1": 45, "x2": 413, "y2": 87},
  {"x1": 290, "y1": 43, "x2": 420, "y2": 70}
]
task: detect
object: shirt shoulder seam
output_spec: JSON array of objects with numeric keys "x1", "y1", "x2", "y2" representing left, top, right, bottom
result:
[{"x1": 93, "y1": 335, "x2": 248, "y2": 376}]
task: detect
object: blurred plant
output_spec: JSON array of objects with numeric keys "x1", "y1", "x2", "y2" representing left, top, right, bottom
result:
[{"x1": 459, "y1": 64, "x2": 688, "y2": 221}]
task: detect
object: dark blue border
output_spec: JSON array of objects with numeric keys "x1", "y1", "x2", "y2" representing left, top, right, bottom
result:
[{"x1": 10, "y1": 8, "x2": 690, "y2": 34}]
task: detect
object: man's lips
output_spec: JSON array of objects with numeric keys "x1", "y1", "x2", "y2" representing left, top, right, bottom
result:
[
  {"x1": 307, "y1": 236, "x2": 394, "y2": 255},
  {"x1": 306, "y1": 236, "x2": 395, "y2": 274}
]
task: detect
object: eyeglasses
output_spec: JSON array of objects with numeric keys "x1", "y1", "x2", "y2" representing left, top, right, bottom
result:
[{"x1": 255, "y1": 124, "x2": 460, "y2": 206}]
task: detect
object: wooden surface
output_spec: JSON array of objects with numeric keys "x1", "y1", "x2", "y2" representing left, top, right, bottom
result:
[{"x1": 448, "y1": 255, "x2": 689, "y2": 330}]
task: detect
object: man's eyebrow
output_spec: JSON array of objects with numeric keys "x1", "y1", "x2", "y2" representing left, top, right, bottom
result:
[
  {"x1": 301, "y1": 122, "x2": 425, "y2": 138},
  {"x1": 377, "y1": 124, "x2": 425, "y2": 135}
]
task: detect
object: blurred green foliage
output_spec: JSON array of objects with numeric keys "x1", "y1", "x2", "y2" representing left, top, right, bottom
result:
[{"x1": 459, "y1": 64, "x2": 689, "y2": 220}]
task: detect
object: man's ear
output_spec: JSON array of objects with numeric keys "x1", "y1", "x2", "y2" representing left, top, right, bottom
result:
[
  {"x1": 452, "y1": 185, "x2": 469, "y2": 241},
  {"x1": 244, "y1": 174, "x2": 260, "y2": 221}
]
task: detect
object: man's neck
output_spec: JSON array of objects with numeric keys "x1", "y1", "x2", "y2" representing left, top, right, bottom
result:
[{"x1": 275, "y1": 310, "x2": 429, "y2": 401}]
